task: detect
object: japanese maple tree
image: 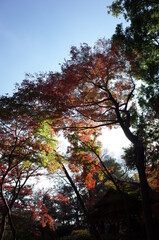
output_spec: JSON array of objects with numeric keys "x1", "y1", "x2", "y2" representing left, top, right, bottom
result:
[
  {"x1": 0, "y1": 97, "x2": 59, "y2": 240},
  {"x1": 56, "y1": 40, "x2": 154, "y2": 240},
  {"x1": 8, "y1": 37, "x2": 156, "y2": 239}
]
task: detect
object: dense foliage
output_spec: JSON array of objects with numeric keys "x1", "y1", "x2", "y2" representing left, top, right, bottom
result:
[{"x1": 0, "y1": 1, "x2": 158, "y2": 240}]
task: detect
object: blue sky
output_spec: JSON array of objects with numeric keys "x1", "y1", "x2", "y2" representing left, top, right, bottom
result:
[{"x1": 0, "y1": 0, "x2": 127, "y2": 96}]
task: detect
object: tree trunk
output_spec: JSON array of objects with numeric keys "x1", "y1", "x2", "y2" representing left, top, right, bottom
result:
[
  {"x1": 135, "y1": 140, "x2": 154, "y2": 240},
  {"x1": 61, "y1": 163, "x2": 102, "y2": 240},
  {"x1": 7, "y1": 211, "x2": 17, "y2": 240},
  {"x1": 120, "y1": 127, "x2": 154, "y2": 239},
  {"x1": 0, "y1": 214, "x2": 6, "y2": 240},
  {"x1": 0, "y1": 191, "x2": 16, "y2": 240},
  {"x1": 115, "y1": 105, "x2": 154, "y2": 240},
  {"x1": 94, "y1": 148, "x2": 132, "y2": 239}
]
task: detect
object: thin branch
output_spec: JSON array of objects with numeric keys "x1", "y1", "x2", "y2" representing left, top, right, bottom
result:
[{"x1": 124, "y1": 80, "x2": 135, "y2": 112}]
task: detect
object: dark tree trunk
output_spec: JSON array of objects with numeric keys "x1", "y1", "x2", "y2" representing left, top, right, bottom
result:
[
  {"x1": 62, "y1": 163, "x2": 102, "y2": 240},
  {"x1": 1, "y1": 190, "x2": 17, "y2": 240},
  {"x1": 95, "y1": 149, "x2": 133, "y2": 239},
  {"x1": 120, "y1": 127, "x2": 154, "y2": 239},
  {"x1": 135, "y1": 140, "x2": 154, "y2": 240},
  {"x1": 114, "y1": 103, "x2": 154, "y2": 240},
  {"x1": 7, "y1": 210, "x2": 17, "y2": 240},
  {"x1": 0, "y1": 214, "x2": 6, "y2": 240},
  {"x1": 0, "y1": 210, "x2": 16, "y2": 240}
]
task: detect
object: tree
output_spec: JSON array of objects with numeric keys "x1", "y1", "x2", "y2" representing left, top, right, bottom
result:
[
  {"x1": 108, "y1": 0, "x2": 159, "y2": 83},
  {"x1": 108, "y1": 1, "x2": 159, "y2": 147},
  {"x1": 107, "y1": 2, "x2": 159, "y2": 238},
  {"x1": 61, "y1": 162, "x2": 102, "y2": 240},
  {"x1": 60, "y1": 40, "x2": 154, "y2": 240},
  {"x1": 65, "y1": 128, "x2": 102, "y2": 191},
  {"x1": 49, "y1": 40, "x2": 153, "y2": 239},
  {"x1": 9, "y1": 37, "x2": 156, "y2": 239},
  {"x1": 30, "y1": 190, "x2": 55, "y2": 232},
  {"x1": 0, "y1": 98, "x2": 58, "y2": 240}
]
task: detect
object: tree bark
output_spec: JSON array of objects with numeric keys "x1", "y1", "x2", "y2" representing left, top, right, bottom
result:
[
  {"x1": 113, "y1": 102, "x2": 154, "y2": 240},
  {"x1": 119, "y1": 126, "x2": 154, "y2": 239},
  {"x1": 7, "y1": 211, "x2": 17, "y2": 240},
  {"x1": 135, "y1": 140, "x2": 154, "y2": 240},
  {"x1": 0, "y1": 188, "x2": 17, "y2": 240},
  {"x1": 61, "y1": 163, "x2": 102, "y2": 240},
  {"x1": 0, "y1": 214, "x2": 6, "y2": 240}
]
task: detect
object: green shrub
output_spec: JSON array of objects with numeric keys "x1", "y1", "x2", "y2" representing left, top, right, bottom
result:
[
  {"x1": 63, "y1": 228, "x2": 92, "y2": 240},
  {"x1": 71, "y1": 229, "x2": 89, "y2": 236}
]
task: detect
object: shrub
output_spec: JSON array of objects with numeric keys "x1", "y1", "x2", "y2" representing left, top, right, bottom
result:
[
  {"x1": 65, "y1": 229, "x2": 92, "y2": 240},
  {"x1": 71, "y1": 229, "x2": 89, "y2": 236}
]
